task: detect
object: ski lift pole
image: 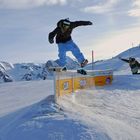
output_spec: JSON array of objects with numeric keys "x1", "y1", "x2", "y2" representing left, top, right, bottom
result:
[{"x1": 92, "y1": 50, "x2": 94, "y2": 70}]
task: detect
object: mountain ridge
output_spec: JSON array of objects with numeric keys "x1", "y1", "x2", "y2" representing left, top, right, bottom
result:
[{"x1": 1, "y1": 45, "x2": 140, "y2": 83}]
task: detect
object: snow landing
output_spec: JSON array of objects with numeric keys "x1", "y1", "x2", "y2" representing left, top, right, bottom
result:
[{"x1": 0, "y1": 74, "x2": 140, "y2": 140}]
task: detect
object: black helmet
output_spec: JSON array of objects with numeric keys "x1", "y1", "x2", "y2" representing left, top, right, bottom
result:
[{"x1": 57, "y1": 18, "x2": 70, "y2": 28}]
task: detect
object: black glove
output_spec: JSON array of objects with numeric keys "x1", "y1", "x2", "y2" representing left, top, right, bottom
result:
[
  {"x1": 87, "y1": 21, "x2": 93, "y2": 25},
  {"x1": 49, "y1": 38, "x2": 54, "y2": 44}
]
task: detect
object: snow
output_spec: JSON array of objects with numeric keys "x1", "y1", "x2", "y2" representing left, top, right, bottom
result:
[
  {"x1": 0, "y1": 80, "x2": 53, "y2": 117},
  {"x1": 0, "y1": 75, "x2": 140, "y2": 140},
  {"x1": 59, "y1": 75, "x2": 140, "y2": 139},
  {"x1": 0, "y1": 46, "x2": 140, "y2": 140}
]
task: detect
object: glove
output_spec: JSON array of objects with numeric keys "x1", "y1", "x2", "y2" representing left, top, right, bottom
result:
[
  {"x1": 49, "y1": 38, "x2": 54, "y2": 44},
  {"x1": 87, "y1": 21, "x2": 93, "y2": 25}
]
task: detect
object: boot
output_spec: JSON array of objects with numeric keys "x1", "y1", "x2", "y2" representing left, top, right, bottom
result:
[{"x1": 81, "y1": 59, "x2": 88, "y2": 67}]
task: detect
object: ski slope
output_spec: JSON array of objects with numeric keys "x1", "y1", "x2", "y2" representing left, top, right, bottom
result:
[
  {"x1": 0, "y1": 46, "x2": 140, "y2": 140},
  {"x1": 0, "y1": 73, "x2": 140, "y2": 140}
]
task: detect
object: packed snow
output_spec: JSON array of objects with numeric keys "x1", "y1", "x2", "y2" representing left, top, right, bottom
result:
[{"x1": 0, "y1": 46, "x2": 140, "y2": 140}]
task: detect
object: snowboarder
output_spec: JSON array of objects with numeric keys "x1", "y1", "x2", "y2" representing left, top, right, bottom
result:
[
  {"x1": 48, "y1": 18, "x2": 93, "y2": 69},
  {"x1": 119, "y1": 57, "x2": 140, "y2": 74}
]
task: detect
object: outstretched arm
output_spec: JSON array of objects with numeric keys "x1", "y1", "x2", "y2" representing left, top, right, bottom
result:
[
  {"x1": 119, "y1": 57, "x2": 129, "y2": 63},
  {"x1": 71, "y1": 21, "x2": 93, "y2": 28},
  {"x1": 48, "y1": 27, "x2": 58, "y2": 44}
]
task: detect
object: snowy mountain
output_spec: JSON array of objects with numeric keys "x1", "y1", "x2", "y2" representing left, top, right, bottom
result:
[
  {"x1": 0, "y1": 45, "x2": 140, "y2": 140},
  {"x1": 86, "y1": 45, "x2": 140, "y2": 75},
  {"x1": 1, "y1": 45, "x2": 140, "y2": 83},
  {"x1": 0, "y1": 56, "x2": 79, "y2": 83},
  {"x1": 0, "y1": 62, "x2": 13, "y2": 83}
]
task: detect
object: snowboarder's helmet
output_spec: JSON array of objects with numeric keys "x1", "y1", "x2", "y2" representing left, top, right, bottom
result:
[
  {"x1": 62, "y1": 19, "x2": 70, "y2": 26},
  {"x1": 57, "y1": 19, "x2": 70, "y2": 28}
]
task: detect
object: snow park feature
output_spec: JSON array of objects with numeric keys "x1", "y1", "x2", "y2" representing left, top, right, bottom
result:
[
  {"x1": 53, "y1": 69, "x2": 113, "y2": 101},
  {"x1": 87, "y1": 70, "x2": 113, "y2": 86}
]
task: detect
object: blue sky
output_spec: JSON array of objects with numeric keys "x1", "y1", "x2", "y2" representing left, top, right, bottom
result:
[{"x1": 0, "y1": 0, "x2": 140, "y2": 63}]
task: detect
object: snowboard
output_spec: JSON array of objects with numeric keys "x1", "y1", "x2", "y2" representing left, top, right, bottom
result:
[
  {"x1": 45, "y1": 60, "x2": 87, "y2": 75},
  {"x1": 45, "y1": 60, "x2": 67, "y2": 72}
]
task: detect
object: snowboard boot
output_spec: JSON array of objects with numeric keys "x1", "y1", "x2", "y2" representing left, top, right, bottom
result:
[
  {"x1": 62, "y1": 66, "x2": 67, "y2": 71},
  {"x1": 77, "y1": 69, "x2": 87, "y2": 75},
  {"x1": 81, "y1": 59, "x2": 88, "y2": 67}
]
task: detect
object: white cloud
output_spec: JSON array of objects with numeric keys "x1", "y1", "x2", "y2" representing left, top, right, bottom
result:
[
  {"x1": 128, "y1": 9, "x2": 140, "y2": 17},
  {"x1": 84, "y1": 5, "x2": 109, "y2": 14},
  {"x1": 133, "y1": 0, "x2": 140, "y2": 7},
  {"x1": 128, "y1": 0, "x2": 140, "y2": 17},
  {"x1": 88, "y1": 26, "x2": 140, "y2": 60},
  {"x1": 83, "y1": 0, "x2": 119, "y2": 14},
  {"x1": 0, "y1": 0, "x2": 67, "y2": 9}
]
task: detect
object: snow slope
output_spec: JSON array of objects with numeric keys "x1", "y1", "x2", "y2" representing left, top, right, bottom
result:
[
  {"x1": 0, "y1": 74, "x2": 140, "y2": 140},
  {"x1": 86, "y1": 45, "x2": 140, "y2": 75},
  {"x1": 59, "y1": 75, "x2": 140, "y2": 140},
  {"x1": 0, "y1": 46, "x2": 140, "y2": 140}
]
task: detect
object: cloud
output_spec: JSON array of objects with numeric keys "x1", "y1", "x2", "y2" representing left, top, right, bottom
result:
[
  {"x1": 0, "y1": 0, "x2": 67, "y2": 9},
  {"x1": 83, "y1": 0, "x2": 119, "y2": 14},
  {"x1": 128, "y1": 9, "x2": 140, "y2": 17},
  {"x1": 133, "y1": 0, "x2": 140, "y2": 7},
  {"x1": 128, "y1": 0, "x2": 140, "y2": 17},
  {"x1": 89, "y1": 26, "x2": 140, "y2": 60}
]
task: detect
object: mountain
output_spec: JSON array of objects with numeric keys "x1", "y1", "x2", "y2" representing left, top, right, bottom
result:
[
  {"x1": 0, "y1": 62, "x2": 13, "y2": 83},
  {"x1": 1, "y1": 45, "x2": 140, "y2": 83},
  {"x1": 0, "y1": 56, "x2": 79, "y2": 83}
]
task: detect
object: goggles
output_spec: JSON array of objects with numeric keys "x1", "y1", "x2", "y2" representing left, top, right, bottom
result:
[
  {"x1": 63, "y1": 21, "x2": 70, "y2": 28},
  {"x1": 63, "y1": 21, "x2": 70, "y2": 26}
]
